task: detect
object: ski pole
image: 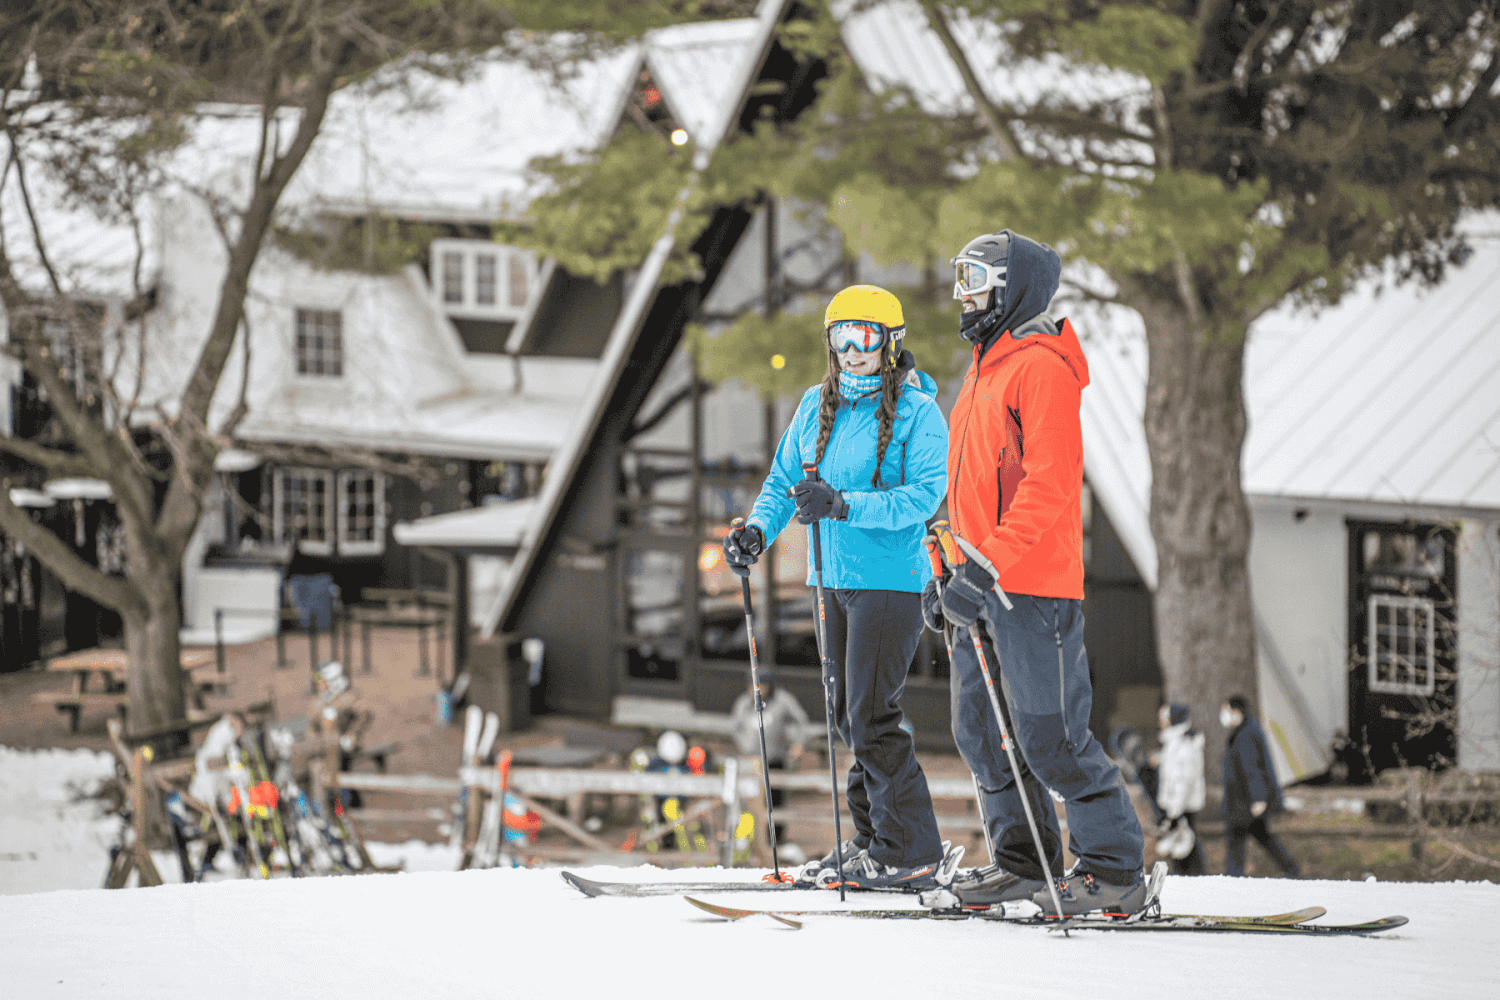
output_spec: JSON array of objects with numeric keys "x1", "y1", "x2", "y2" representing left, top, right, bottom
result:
[
  {"x1": 802, "y1": 462, "x2": 847, "y2": 901},
  {"x1": 730, "y1": 517, "x2": 787, "y2": 883},
  {"x1": 931, "y1": 522, "x2": 1068, "y2": 924},
  {"x1": 925, "y1": 534, "x2": 998, "y2": 869}
]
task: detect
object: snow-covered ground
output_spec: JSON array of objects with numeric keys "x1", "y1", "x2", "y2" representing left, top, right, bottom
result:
[{"x1": 3, "y1": 747, "x2": 1497, "y2": 999}]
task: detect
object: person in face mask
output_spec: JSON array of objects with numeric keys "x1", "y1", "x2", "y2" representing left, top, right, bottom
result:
[
  {"x1": 927, "y1": 230, "x2": 1146, "y2": 916},
  {"x1": 1221, "y1": 695, "x2": 1301, "y2": 877}
]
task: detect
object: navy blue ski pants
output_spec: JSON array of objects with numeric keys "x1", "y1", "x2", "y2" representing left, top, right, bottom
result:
[
  {"x1": 822, "y1": 588, "x2": 944, "y2": 869},
  {"x1": 949, "y1": 591, "x2": 1144, "y2": 883}
]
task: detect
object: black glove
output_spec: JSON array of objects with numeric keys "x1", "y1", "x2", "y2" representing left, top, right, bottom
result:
[
  {"x1": 940, "y1": 558, "x2": 994, "y2": 629},
  {"x1": 789, "y1": 479, "x2": 848, "y2": 524},
  {"x1": 723, "y1": 523, "x2": 765, "y2": 577},
  {"x1": 921, "y1": 578, "x2": 947, "y2": 634}
]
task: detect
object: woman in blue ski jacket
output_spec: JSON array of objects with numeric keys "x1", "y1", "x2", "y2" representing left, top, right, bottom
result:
[{"x1": 721, "y1": 284, "x2": 950, "y2": 889}]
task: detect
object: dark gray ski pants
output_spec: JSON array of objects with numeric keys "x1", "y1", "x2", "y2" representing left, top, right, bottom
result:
[
  {"x1": 822, "y1": 588, "x2": 944, "y2": 869},
  {"x1": 949, "y1": 591, "x2": 1144, "y2": 883}
]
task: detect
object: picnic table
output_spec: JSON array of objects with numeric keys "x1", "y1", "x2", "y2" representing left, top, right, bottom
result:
[
  {"x1": 347, "y1": 599, "x2": 449, "y2": 680},
  {"x1": 32, "y1": 649, "x2": 235, "y2": 732}
]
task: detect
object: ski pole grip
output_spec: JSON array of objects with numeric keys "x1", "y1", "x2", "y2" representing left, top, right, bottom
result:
[
  {"x1": 931, "y1": 520, "x2": 962, "y2": 568},
  {"x1": 923, "y1": 535, "x2": 944, "y2": 579},
  {"x1": 801, "y1": 462, "x2": 820, "y2": 483}
]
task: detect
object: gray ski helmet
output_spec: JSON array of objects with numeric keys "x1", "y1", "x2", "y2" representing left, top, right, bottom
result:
[{"x1": 950, "y1": 231, "x2": 1010, "y2": 307}]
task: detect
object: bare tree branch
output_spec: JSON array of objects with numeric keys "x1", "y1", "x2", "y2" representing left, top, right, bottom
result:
[
  {"x1": 0, "y1": 433, "x2": 98, "y2": 477},
  {"x1": 915, "y1": 0, "x2": 1019, "y2": 160}
]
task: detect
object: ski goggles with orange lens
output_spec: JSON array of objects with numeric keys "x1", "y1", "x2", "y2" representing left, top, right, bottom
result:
[
  {"x1": 826, "y1": 319, "x2": 891, "y2": 354},
  {"x1": 952, "y1": 258, "x2": 1007, "y2": 300}
]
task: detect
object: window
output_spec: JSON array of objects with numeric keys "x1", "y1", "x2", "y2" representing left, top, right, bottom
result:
[
  {"x1": 337, "y1": 471, "x2": 386, "y2": 557},
  {"x1": 272, "y1": 468, "x2": 386, "y2": 556},
  {"x1": 295, "y1": 309, "x2": 342, "y2": 377},
  {"x1": 475, "y1": 253, "x2": 497, "y2": 306},
  {"x1": 442, "y1": 252, "x2": 464, "y2": 304},
  {"x1": 273, "y1": 468, "x2": 334, "y2": 555},
  {"x1": 429, "y1": 239, "x2": 535, "y2": 319},
  {"x1": 1368, "y1": 594, "x2": 1436, "y2": 696}
]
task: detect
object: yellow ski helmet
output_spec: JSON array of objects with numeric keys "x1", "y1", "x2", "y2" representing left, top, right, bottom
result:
[
  {"x1": 823, "y1": 285, "x2": 906, "y2": 364},
  {"x1": 824, "y1": 284, "x2": 905, "y2": 336}
]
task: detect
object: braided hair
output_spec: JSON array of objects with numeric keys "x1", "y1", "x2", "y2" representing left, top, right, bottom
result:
[{"x1": 813, "y1": 346, "x2": 902, "y2": 488}]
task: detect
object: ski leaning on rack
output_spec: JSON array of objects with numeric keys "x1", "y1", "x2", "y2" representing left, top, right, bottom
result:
[{"x1": 684, "y1": 896, "x2": 1406, "y2": 935}]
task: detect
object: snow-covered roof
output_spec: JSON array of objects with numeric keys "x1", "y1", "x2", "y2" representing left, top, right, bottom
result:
[
  {"x1": 0, "y1": 125, "x2": 159, "y2": 299},
  {"x1": 6, "y1": 488, "x2": 53, "y2": 508},
  {"x1": 237, "y1": 380, "x2": 583, "y2": 463},
  {"x1": 1, "y1": 12, "x2": 772, "y2": 303},
  {"x1": 41, "y1": 478, "x2": 112, "y2": 501},
  {"x1": 644, "y1": 17, "x2": 765, "y2": 153},
  {"x1": 392, "y1": 498, "x2": 537, "y2": 550}
]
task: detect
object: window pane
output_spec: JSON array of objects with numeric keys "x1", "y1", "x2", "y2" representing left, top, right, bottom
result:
[
  {"x1": 344, "y1": 474, "x2": 377, "y2": 542},
  {"x1": 509, "y1": 255, "x2": 528, "y2": 307},
  {"x1": 283, "y1": 470, "x2": 328, "y2": 542},
  {"x1": 443, "y1": 251, "x2": 464, "y2": 304},
  {"x1": 1368, "y1": 594, "x2": 1435, "y2": 696},
  {"x1": 475, "y1": 254, "x2": 496, "y2": 306},
  {"x1": 295, "y1": 309, "x2": 342, "y2": 377}
]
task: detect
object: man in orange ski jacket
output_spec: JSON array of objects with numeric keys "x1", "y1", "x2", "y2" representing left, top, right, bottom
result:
[{"x1": 926, "y1": 230, "x2": 1145, "y2": 915}]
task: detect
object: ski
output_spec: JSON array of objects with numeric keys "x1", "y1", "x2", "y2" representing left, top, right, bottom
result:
[
  {"x1": 561, "y1": 870, "x2": 806, "y2": 898},
  {"x1": 685, "y1": 897, "x2": 1404, "y2": 934},
  {"x1": 686, "y1": 895, "x2": 1326, "y2": 927},
  {"x1": 561, "y1": 845, "x2": 964, "y2": 898},
  {"x1": 1080, "y1": 915, "x2": 1408, "y2": 936}
]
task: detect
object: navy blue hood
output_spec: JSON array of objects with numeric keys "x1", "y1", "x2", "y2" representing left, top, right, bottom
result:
[{"x1": 959, "y1": 230, "x2": 1063, "y2": 352}]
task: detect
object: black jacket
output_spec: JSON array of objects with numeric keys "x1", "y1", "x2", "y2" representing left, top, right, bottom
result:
[{"x1": 1222, "y1": 718, "x2": 1283, "y2": 828}]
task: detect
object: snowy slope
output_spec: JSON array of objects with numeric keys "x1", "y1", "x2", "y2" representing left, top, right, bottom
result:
[
  {"x1": 3, "y1": 747, "x2": 1496, "y2": 999},
  {"x1": 0, "y1": 864, "x2": 1494, "y2": 999}
]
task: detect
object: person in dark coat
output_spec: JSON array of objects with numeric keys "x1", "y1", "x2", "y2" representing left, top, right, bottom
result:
[{"x1": 1221, "y1": 694, "x2": 1300, "y2": 877}]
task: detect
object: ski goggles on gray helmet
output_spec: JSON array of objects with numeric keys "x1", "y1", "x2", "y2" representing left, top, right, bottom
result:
[
  {"x1": 951, "y1": 231, "x2": 1009, "y2": 300},
  {"x1": 826, "y1": 319, "x2": 894, "y2": 354}
]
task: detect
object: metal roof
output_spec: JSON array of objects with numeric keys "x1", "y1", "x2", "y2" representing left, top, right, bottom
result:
[
  {"x1": 838, "y1": 0, "x2": 1150, "y2": 141},
  {"x1": 1068, "y1": 224, "x2": 1500, "y2": 598},
  {"x1": 1244, "y1": 228, "x2": 1500, "y2": 511}
]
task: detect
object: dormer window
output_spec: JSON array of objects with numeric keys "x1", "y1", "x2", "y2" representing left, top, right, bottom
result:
[{"x1": 431, "y1": 239, "x2": 535, "y2": 320}]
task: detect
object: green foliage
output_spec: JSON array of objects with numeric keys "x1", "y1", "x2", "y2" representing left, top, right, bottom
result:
[
  {"x1": 1058, "y1": 5, "x2": 1196, "y2": 86},
  {"x1": 504, "y1": 1, "x2": 760, "y2": 37},
  {"x1": 273, "y1": 214, "x2": 447, "y2": 275},
  {"x1": 954, "y1": 1, "x2": 1194, "y2": 85},
  {"x1": 496, "y1": 129, "x2": 699, "y2": 282}
]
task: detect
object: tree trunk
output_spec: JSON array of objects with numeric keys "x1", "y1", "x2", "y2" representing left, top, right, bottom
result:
[
  {"x1": 1134, "y1": 293, "x2": 1257, "y2": 777},
  {"x1": 123, "y1": 574, "x2": 187, "y2": 740}
]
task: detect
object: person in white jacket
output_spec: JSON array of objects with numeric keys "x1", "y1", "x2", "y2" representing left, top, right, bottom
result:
[{"x1": 1153, "y1": 703, "x2": 1206, "y2": 875}]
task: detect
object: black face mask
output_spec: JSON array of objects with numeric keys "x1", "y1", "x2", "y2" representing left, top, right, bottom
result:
[{"x1": 958, "y1": 292, "x2": 1003, "y2": 347}]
